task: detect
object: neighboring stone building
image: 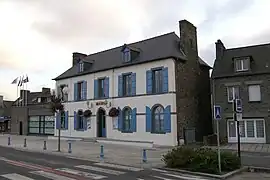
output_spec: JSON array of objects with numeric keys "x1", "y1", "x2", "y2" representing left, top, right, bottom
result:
[
  {"x1": 53, "y1": 19, "x2": 212, "y2": 146},
  {"x1": 11, "y1": 88, "x2": 54, "y2": 135},
  {"x1": 212, "y1": 40, "x2": 270, "y2": 143},
  {"x1": 0, "y1": 95, "x2": 12, "y2": 133}
]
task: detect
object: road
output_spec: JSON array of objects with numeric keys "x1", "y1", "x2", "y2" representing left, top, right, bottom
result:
[{"x1": 0, "y1": 146, "x2": 211, "y2": 180}]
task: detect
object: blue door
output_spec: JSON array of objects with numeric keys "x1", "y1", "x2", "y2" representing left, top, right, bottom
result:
[{"x1": 97, "y1": 109, "x2": 106, "y2": 137}]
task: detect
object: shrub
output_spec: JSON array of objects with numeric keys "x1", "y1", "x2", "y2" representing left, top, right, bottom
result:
[{"x1": 162, "y1": 146, "x2": 241, "y2": 174}]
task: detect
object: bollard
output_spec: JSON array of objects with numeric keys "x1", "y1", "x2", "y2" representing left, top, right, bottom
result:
[
  {"x1": 43, "y1": 140, "x2": 47, "y2": 150},
  {"x1": 23, "y1": 138, "x2": 27, "y2": 147},
  {"x1": 100, "y1": 145, "x2": 104, "y2": 160},
  {"x1": 68, "y1": 142, "x2": 72, "y2": 153},
  {"x1": 8, "y1": 136, "x2": 10, "y2": 146},
  {"x1": 142, "y1": 149, "x2": 147, "y2": 163}
]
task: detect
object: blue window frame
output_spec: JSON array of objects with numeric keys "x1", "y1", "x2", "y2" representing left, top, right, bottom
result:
[
  {"x1": 123, "y1": 107, "x2": 132, "y2": 131},
  {"x1": 98, "y1": 78, "x2": 105, "y2": 98},
  {"x1": 77, "y1": 115, "x2": 84, "y2": 130},
  {"x1": 152, "y1": 69, "x2": 163, "y2": 94},
  {"x1": 152, "y1": 105, "x2": 165, "y2": 132},
  {"x1": 123, "y1": 74, "x2": 132, "y2": 96},
  {"x1": 60, "y1": 111, "x2": 65, "y2": 129},
  {"x1": 122, "y1": 48, "x2": 130, "y2": 62}
]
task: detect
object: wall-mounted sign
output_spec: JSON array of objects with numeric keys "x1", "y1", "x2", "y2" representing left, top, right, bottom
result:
[{"x1": 96, "y1": 101, "x2": 108, "y2": 106}]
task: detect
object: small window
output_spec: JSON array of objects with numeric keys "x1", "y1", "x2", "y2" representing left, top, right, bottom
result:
[
  {"x1": 235, "y1": 58, "x2": 249, "y2": 72},
  {"x1": 60, "y1": 111, "x2": 65, "y2": 129},
  {"x1": 98, "y1": 79, "x2": 105, "y2": 98},
  {"x1": 123, "y1": 107, "x2": 132, "y2": 131},
  {"x1": 79, "y1": 62, "x2": 84, "y2": 72},
  {"x1": 248, "y1": 85, "x2": 261, "y2": 102},
  {"x1": 153, "y1": 69, "x2": 163, "y2": 93},
  {"x1": 123, "y1": 74, "x2": 132, "y2": 96},
  {"x1": 227, "y1": 86, "x2": 240, "y2": 102},
  {"x1": 77, "y1": 82, "x2": 83, "y2": 100},
  {"x1": 152, "y1": 105, "x2": 165, "y2": 132},
  {"x1": 122, "y1": 48, "x2": 130, "y2": 62},
  {"x1": 77, "y1": 114, "x2": 84, "y2": 130}
]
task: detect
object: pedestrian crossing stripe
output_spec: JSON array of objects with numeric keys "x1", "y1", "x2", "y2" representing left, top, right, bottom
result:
[
  {"x1": 56, "y1": 168, "x2": 107, "y2": 179},
  {"x1": 30, "y1": 171, "x2": 75, "y2": 180},
  {"x1": 94, "y1": 162, "x2": 143, "y2": 171},
  {"x1": 1, "y1": 173, "x2": 34, "y2": 180},
  {"x1": 76, "y1": 165, "x2": 125, "y2": 175}
]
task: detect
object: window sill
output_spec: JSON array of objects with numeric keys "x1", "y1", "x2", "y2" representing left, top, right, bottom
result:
[
  {"x1": 249, "y1": 100, "x2": 261, "y2": 103},
  {"x1": 151, "y1": 131, "x2": 166, "y2": 134},
  {"x1": 75, "y1": 129, "x2": 85, "y2": 131},
  {"x1": 147, "y1": 92, "x2": 168, "y2": 95},
  {"x1": 95, "y1": 97, "x2": 109, "y2": 100},
  {"x1": 121, "y1": 130, "x2": 133, "y2": 133}
]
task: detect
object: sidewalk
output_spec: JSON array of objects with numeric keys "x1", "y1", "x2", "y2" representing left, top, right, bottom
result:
[{"x1": 0, "y1": 134, "x2": 170, "y2": 168}]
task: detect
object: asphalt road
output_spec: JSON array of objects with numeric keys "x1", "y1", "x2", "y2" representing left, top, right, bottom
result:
[{"x1": 0, "y1": 146, "x2": 211, "y2": 180}]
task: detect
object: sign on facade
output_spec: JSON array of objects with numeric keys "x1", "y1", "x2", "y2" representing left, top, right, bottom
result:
[{"x1": 214, "y1": 105, "x2": 221, "y2": 120}]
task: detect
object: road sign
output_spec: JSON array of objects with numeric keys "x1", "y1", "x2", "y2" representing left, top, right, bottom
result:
[
  {"x1": 234, "y1": 99, "x2": 242, "y2": 113},
  {"x1": 214, "y1": 105, "x2": 221, "y2": 120}
]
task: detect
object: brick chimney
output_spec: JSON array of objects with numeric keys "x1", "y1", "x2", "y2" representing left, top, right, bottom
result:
[
  {"x1": 72, "y1": 52, "x2": 87, "y2": 66},
  {"x1": 215, "y1": 39, "x2": 226, "y2": 60}
]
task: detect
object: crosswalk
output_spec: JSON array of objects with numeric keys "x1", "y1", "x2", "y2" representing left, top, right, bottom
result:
[{"x1": 0, "y1": 162, "x2": 143, "y2": 180}]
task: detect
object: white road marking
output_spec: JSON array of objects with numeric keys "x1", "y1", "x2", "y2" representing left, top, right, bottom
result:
[
  {"x1": 30, "y1": 171, "x2": 75, "y2": 180},
  {"x1": 163, "y1": 173, "x2": 209, "y2": 180},
  {"x1": 152, "y1": 168, "x2": 168, "y2": 173},
  {"x1": 152, "y1": 175, "x2": 173, "y2": 180},
  {"x1": 56, "y1": 168, "x2": 107, "y2": 179},
  {"x1": 1, "y1": 173, "x2": 34, "y2": 180},
  {"x1": 76, "y1": 165, "x2": 125, "y2": 175},
  {"x1": 94, "y1": 162, "x2": 142, "y2": 171}
]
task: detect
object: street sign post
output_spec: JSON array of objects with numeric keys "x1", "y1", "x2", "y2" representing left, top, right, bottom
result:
[
  {"x1": 214, "y1": 105, "x2": 222, "y2": 174},
  {"x1": 233, "y1": 99, "x2": 242, "y2": 160}
]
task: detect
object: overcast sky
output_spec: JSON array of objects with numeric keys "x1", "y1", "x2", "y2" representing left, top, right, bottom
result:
[{"x1": 1, "y1": 0, "x2": 270, "y2": 100}]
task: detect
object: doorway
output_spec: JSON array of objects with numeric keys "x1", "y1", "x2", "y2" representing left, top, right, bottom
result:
[
  {"x1": 19, "y1": 121, "x2": 23, "y2": 135},
  {"x1": 97, "y1": 108, "x2": 106, "y2": 137}
]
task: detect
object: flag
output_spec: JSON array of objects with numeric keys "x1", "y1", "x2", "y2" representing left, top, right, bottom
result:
[
  {"x1": 11, "y1": 77, "x2": 19, "y2": 84},
  {"x1": 22, "y1": 75, "x2": 29, "y2": 83},
  {"x1": 18, "y1": 76, "x2": 23, "y2": 87}
]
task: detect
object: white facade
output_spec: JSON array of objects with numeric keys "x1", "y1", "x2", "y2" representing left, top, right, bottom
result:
[{"x1": 55, "y1": 58, "x2": 178, "y2": 146}]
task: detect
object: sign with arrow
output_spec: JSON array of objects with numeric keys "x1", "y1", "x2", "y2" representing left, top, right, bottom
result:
[{"x1": 214, "y1": 105, "x2": 221, "y2": 120}]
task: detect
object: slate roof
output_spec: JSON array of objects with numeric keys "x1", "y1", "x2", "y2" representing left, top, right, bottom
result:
[
  {"x1": 212, "y1": 43, "x2": 270, "y2": 78},
  {"x1": 54, "y1": 32, "x2": 211, "y2": 80}
]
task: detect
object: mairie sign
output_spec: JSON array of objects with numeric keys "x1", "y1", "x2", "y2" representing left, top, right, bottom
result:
[{"x1": 214, "y1": 105, "x2": 221, "y2": 120}]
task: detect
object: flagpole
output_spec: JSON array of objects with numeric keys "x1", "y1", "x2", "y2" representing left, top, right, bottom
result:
[{"x1": 25, "y1": 80, "x2": 28, "y2": 106}]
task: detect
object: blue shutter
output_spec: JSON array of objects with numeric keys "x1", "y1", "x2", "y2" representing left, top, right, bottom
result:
[
  {"x1": 56, "y1": 113, "x2": 60, "y2": 129},
  {"x1": 164, "y1": 105, "x2": 171, "y2": 133},
  {"x1": 74, "y1": 111, "x2": 77, "y2": 130},
  {"x1": 131, "y1": 73, "x2": 136, "y2": 96},
  {"x1": 94, "y1": 79, "x2": 98, "y2": 99},
  {"x1": 83, "y1": 117, "x2": 87, "y2": 131},
  {"x1": 146, "y1": 70, "x2": 152, "y2": 94},
  {"x1": 64, "y1": 111, "x2": 69, "y2": 129},
  {"x1": 118, "y1": 75, "x2": 123, "y2": 97},
  {"x1": 83, "y1": 81, "x2": 87, "y2": 100},
  {"x1": 146, "y1": 106, "x2": 152, "y2": 132},
  {"x1": 163, "y1": 67, "x2": 168, "y2": 93},
  {"x1": 131, "y1": 108, "x2": 137, "y2": 132},
  {"x1": 104, "y1": 77, "x2": 109, "y2": 98},
  {"x1": 118, "y1": 108, "x2": 123, "y2": 131},
  {"x1": 74, "y1": 83, "x2": 78, "y2": 101}
]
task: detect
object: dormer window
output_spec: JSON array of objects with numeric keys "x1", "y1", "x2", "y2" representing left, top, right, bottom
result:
[
  {"x1": 235, "y1": 57, "x2": 250, "y2": 72},
  {"x1": 122, "y1": 48, "x2": 131, "y2": 62},
  {"x1": 79, "y1": 62, "x2": 84, "y2": 72}
]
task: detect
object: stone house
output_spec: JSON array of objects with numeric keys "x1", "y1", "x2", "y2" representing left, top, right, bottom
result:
[
  {"x1": 212, "y1": 40, "x2": 270, "y2": 143},
  {"x1": 53, "y1": 19, "x2": 212, "y2": 146},
  {"x1": 0, "y1": 95, "x2": 12, "y2": 133}
]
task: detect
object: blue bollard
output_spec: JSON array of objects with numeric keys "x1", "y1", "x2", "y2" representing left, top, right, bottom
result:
[
  {"x1": 68, "y1": 142, "x2": 72, "y2": 153},
  {"x1": 43, "y1": 140, "x2": 47, "y2": 150},
  {"x1": 100, "y1": 145, "x2": 104, "y2": 160},
  {"x1": 8, "y1": 136, "x2": 10, "y2": 146},
  {"x1": 142, "y1": 149, "x2": 147, "y2": 163},
  {"x1": 23, "y1": 138, "x2": 27, "y2": 147}
]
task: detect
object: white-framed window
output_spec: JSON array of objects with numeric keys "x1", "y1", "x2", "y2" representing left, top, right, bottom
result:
[
  {"x1": 235, "y1": 58, "x2": 249, "y2": 72},
  {"x1": 79, "y1": 62, "x2": 84, "y2": 72},
  {"x1": 227, "y1": 86, "x2": 240, "y2": 102},
  {"x1": 248, "y1": 85, "x2": 261, "y2": 102}
]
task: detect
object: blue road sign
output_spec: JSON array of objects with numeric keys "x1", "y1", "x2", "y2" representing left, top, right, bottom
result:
[
  {"x1": 235, "y1": 99, "x2": 242, "y2": 113},
  {"x1": 214, "y1": 105, "x2": 221, "y2": 120}
]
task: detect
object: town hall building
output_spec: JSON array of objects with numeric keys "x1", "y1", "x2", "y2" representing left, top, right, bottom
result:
[{"x1": 53, "y1": 19, "x2": 213, "y2": 146}]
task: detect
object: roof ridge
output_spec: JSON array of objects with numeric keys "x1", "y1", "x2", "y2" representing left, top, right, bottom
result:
[
  {"x1": 227, "y1": 42, "x2": 270, "y2": 51},
  {"x1": 85, "y1": 32, "x2": 176, "y2": 57}
]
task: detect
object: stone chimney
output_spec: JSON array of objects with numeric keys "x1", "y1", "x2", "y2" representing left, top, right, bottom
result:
[
  {"x1": 0, "y1": 95, "x2": 3, "y2": 108},
  {"x1": 215, "y1": 39, "x2": 226, "y2": 60},
  {"x1": 179, "y1": 20, "x2": 198, "y2": 58},
  {"x1": 72, "y1": 52, "x2": 87, "y2": 66}
]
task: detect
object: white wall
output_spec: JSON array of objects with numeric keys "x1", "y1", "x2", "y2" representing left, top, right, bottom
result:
[{"x1": 55, "y1": 58, "x2": 177, "y2": 146}]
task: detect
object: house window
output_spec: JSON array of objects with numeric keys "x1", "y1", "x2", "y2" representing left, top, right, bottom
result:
[
  {"x1": 59, "y1": 84, "x2": 68, "y2": 101},
  {"x1": 152, "y1": 105, "x2": 165, "y2": 132},
  {"x1": 77, "y1": 115, "x2": 84, "y2": 130},
  {"x1": 123, "y1": 74, "x2": 132, "y2": 96},
  {"x1": 123, "y1": 107, "x2": 132, "y2": 131},
  {"x1": 235, "y1": 58, "x2": 249, "y2": 72},
  {"x1": 60, "y1": 111, "x2": 65, "y2": 129},
  {"x1": 153, "y1": 69, "x2": 163, "y2": 93},
  {"x1": 79, "y1": 62, "x2": 84, "y2": 72},
  {"x1": 248, "y1": 85, "x2": 261, "y2": 102},
  {"x1": 77, "y1": 82, "x2": 83, "y2": 100},
  {"x1": 122, "y1": 48, "x2": 130, "y2": 62},
  {"x1": 227, "y1": 86, "x2": 240, "y2": 102},
  {"x1": 98, "y1": 79, "x2": 105, "y2": 98}
]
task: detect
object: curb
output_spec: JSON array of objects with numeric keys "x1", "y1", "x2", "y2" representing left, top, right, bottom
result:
[{"x1": 160, "y1": 166, "x2": 248, "y2": 179}]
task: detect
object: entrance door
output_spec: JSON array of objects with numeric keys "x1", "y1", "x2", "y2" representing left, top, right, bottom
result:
[
  {"x1": 19, "y1": 121, "x2": 23, "y2": 135},
  {"x1": 97, "y1": 108, "x2": 106, "y2": 137}
]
